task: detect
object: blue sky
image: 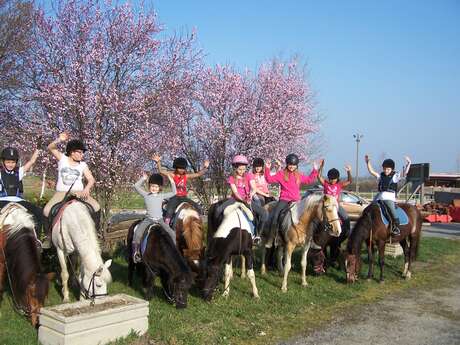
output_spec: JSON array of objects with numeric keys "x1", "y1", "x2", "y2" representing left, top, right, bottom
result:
[{"x1": 40, "y1": 1, "x2": 460, "y2": 174}]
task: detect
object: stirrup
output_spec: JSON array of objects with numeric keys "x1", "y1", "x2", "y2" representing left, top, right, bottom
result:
[
  {"x1": 391, "y1": 226, "x2": 400, "y2": 236},
  {"x1": 133, "y1": 251, "x2": 142, "y2": 263}
]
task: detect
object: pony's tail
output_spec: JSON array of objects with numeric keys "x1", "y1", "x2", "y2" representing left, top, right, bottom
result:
[{"x1": 413, "y1": 210, "x2": 423, "y2": 260}]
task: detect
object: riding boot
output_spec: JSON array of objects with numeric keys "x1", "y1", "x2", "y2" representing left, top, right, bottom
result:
[
  {"x1": 391, "y1": 218, "x2": 401, "y2": 236},
  {"x1": 91, "y1": 210, "x2": 102, "y2": 234},
  {"x1": 41, "y1": 217, "x2": 52, "y2": 249}
]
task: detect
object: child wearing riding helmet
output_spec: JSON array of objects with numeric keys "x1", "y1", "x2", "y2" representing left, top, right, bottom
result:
[
  {"x1": 265, "y1": 153, "x2": 319, "y2": 238},
  {"x1": 132, "y1": 171, "x2": 177, "y2": 263},
  {"x1": 365, "y1": 154, "x2": 411, "y2": 235},
  {"x1": 0, "y1": 146, "x2": 45, "y2": 237},
  {"x1": 154, "y1": 154, "x2": 209, "y2": 224},
  {"x1": 251, "y1": 158, "x2": 275, "y2": 207},
  {"x1": 43, "y1": 132, "x2": 100, "y2": 248},
  {"x1": 317, "y1": 160, "x2": 353, "y2": 233},
  {"x1": 216, "y1": 155, "x2": 268, "y2": 244}
]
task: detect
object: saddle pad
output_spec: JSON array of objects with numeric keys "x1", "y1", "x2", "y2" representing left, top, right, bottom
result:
[
  {"x1": 214, "y1": 207, "x2": 254, "y2": 239},
  {"x1": 379, "y1": 206, "x2": 409, "y2": 226}
]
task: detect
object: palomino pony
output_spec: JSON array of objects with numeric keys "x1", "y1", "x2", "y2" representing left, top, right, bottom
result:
[
  {"x1": 346, "y1": 203, "x2": 422, "y2": 283},
  {"x1": 260, "y1": 194, "x2": 341, "y2": 292},
  {"x1": 127, "y1": 221, "x2": 193, "y2": 308},
  {"x1": 201, "y1": 200, "x2": 259, "y2": 301},
  {"x1": 171, "y1": 202, "x2": 204, "y2": 272},
  {"x1": 0, "y1": 204, "x2": 49, "y2": 327},
  {"x1": 52, "y1": 200, "x2": 112, "y2": 302}
]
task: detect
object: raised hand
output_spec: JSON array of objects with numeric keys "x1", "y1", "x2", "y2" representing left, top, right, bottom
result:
[
  {"x1": 344, "y1": 164, "x2": 352, "y2": 172},
  {"x1": 59, "y1": 132, "x2": 68, "y2": 142},
  {"x1": 152, "y1": 153, "x2": 161, "y2": 163},
  {"x1": 203, "y1": 160, "x2": 210, "y2": 168},
  {"x1": 364, "y1": 154, "x2": 370, "y2": 163}
]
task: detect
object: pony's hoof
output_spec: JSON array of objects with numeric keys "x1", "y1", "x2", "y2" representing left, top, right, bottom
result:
[
  {"x1": 301, "y1": 282, "x2": 308, "y2": 287},
  {"x1": 405, "y1": 272, "x2": 412, "y2": 280},
  {"x1": 63, "y1": 297, "x2": 70, "y2": 303},
  {"x1": 222, "y1": 291, "x2": 229, "y2": 298},
  {"x1": 379, "y1": 280, "x2": 385, "y2": 284},
  {"x1": 253, "y1": 293, "x2": 260, "y2": 299},
  {"x1": 240, "y1": 274, "x2": 247, "y2": 280},
  {"x1": 281, "y1": 286, "x2": 287, "y2": 293},
  {"x1": 366, "y1": 278, "x2": 372, "y2": 283}
]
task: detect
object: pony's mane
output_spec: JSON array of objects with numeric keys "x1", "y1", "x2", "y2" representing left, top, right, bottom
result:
[
  {"x1": 67, "y1": 202, "x2": 101, "y2": 254},
  {"x1": 183, "y1": 214, "x2": 203, "y2": 253},
  {"x1": 303, "y1": 193, "x2": 323, "y2": 214},
  {"x1": 347, "y1": 204, "x2": 373, "y2": 253},
  {"x1": 5, "y1": 228, "x2": 47, "y2": 306},
  {"x1": 2, "y1": 207, "x2": 36, "y2": 239}
]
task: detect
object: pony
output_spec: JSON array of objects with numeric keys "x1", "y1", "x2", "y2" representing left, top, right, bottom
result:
[
  {"x1": 127, "y1": 221, "x2": 193, "y2": 308},
  {"x1": 308, "y1": 215, "x2": 352, "y2": 274},
  {"x1": 260, "y1": 194, "x2": 341, "y2": 292},
  {"x1": 171, "y1": 202, "x2": 204, "y2": 272},
  {"x1": 0, "y1": 204, "x2": 49, "y2": 327},
  {"x1": 346, "y1": 202, "x2": 422, "y2": 283},
  {"x1": 201, "y1": 200, "x2": 259, "y2": 301},
  {"x1": 52, "y1": 200, "x2": 112, "y2": 302}
]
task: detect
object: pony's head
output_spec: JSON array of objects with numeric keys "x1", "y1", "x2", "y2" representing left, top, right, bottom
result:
[
  {"x1": 201, "y1": 259, "x2": 220, "y2": 302},
  {"x1": 345, "y1": 254, "x2": 361, "y2": 283},
  {"x1": 80, "y1": 259, "x2": 112, "y2": 300},
  {"x1": 28, "y1": 273, "x2": 51, "y2": 327},
  {"x1": 171, "y1": 272, "x2": 193, "y2": 309},
  {"x1": 314, "y1": 195, "x2": 341, "y2": 237}
]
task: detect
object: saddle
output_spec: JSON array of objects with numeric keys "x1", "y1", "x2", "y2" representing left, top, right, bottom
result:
[
  {"x1": 49, "y1": 195, "x2": 96, "y2": 230},
  {"x1": 377, "y1": 201, "x2": 409, "y2": 227},
  {"x1": 133, "y1": 219, "x2": 164, "y2": 256},
  {"x1": 169, "y1": 202, "x2": 190, "y2": 229}
]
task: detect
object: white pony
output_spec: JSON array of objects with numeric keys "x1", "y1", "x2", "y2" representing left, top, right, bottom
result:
[{"x1": 52, "y1": 201, "x2": 112, "y2": 302}]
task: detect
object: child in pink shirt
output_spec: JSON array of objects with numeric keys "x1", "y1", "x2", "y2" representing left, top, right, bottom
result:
[
  {"x1": 251, "y1": 158, "x2": 274, "y2": 206},
  {"x1": 264, "y1": 153, "x2": 319, "y2": 240},
  {"x1": 317, "y1": 160, "x2": 352, "y2": 234}
]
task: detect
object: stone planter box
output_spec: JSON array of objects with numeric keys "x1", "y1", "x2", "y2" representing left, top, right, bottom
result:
[
  {"x1": 385, "y1": 243, "x2": 403, "y2": 258},
  {"x1": 39, "y1": 294, "x2": 149, "y2": 345}
]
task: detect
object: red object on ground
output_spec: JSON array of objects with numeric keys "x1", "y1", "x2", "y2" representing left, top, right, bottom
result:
[
  {"x1": 425, "y1": 214, "x2": 452, "y2": 223},
  {"x1": 448, "y1": 206, "x2": 460, "y2": 222}
]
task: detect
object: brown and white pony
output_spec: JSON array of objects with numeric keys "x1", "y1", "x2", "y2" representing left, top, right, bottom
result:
[
  {"x1": 261, "y1": 194, "x2": 341, "y2": 292},
  {"x1": 346, "y1": 203, "x2": 422, "y2": 283},
  {"x1": 172, "y1": 202, "x2": 204, "y2": 272},
  {"x1": 0, "y1": 204, "x2": 49, "y2": 327}
]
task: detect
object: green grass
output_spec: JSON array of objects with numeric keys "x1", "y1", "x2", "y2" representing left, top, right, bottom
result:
[{"x1": 1, "y1": 237, "x2": 460, "y2": 345}]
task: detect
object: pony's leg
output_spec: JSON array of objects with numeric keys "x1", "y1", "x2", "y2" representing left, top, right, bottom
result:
[
  {"x1": 143, "y1": 266, "x2": 155, "y2": 301},
  {"x1": 301, "y1": 240, "x2": 312, "y2": 287},
  {"x1": 400, "y1": 238, "x2": 410, "y2": 278},
  {"x1": 367, "y1": 241, "x2": 375, "y2": 280},
  {"x1": 56, "y1": 248, "x2": 70, "y2": 302},
  {"x1": 260, "y1": 244, "x2": 267, "y2": 275},
  {"x1": 276, "y1": 244, "x2": 284, "y2": 274},
  {"x1": 240, "y1": 255, "x2": 246, "y2": 279},
  {"x1": 377, "y1": 240, "x2": 386, "y2": 283},
  {"x1": 244, "y1": 251, "x2": 259, "y2": 299},
  {"x1": 281, "y1": 242, "x2": 295, "y2": 292},
  {"x1": 222, "y1": 258, "x2": 233, "y2": 297}
]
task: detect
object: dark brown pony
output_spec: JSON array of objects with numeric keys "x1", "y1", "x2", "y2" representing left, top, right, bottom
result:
[
  {"x1": 346, "y1": 203, "x2": 422, "y2": 283},
  {"x1": 173, "y1": 203, "x2": 204, "y2": 272},
  {"x1": 0, "y1": 225, "x2": 49, "y2": 327},
  {"x1": 127, "y1": 221, "x2": 193, "y2": 308}
]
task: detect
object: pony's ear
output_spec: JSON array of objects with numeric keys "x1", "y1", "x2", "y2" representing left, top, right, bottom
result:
[{"x1": 104, "y1": 259, "x2": 113, "y2": 269}]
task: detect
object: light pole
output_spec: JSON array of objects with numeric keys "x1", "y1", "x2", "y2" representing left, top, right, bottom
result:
[{"x1": 353, "y1": 133, "x2": 363, "y2": 193}]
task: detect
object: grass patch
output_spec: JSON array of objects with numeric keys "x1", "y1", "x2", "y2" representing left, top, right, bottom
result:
[{"x1": 1, "y1": 237, "x2": 459, "y2": 345}]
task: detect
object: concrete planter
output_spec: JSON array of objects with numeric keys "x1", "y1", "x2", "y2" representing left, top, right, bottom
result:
[
  {"x1": 39, "y1": 294, "x2": 149, "y2": 345},
  {"x1": 385, "y1": 243, "x2": 403, "y2": 258}
]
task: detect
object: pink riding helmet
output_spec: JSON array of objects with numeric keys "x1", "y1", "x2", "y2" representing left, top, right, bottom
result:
[{"x1": 232, "y1": 155, "x2": 249, "y2": 166}]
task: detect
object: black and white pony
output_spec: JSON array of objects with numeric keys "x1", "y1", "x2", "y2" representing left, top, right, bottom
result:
[{"x1": 201, "y1": 200, "x2": 259, "y2": 301}]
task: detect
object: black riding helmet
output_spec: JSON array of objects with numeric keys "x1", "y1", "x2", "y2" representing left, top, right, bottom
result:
[
  {"x1": 148, "y1": 173, "x2": 164, "y2": 186},
  {"x1": 382, "y1": 159, "x2": 395, "y2": 170},
  {"x1": 285, "y1": 153, "x2": 299, "y2": 166},
  {"x1": 1, "y1": 147, "x2": 19, "y2": 161},
  {"x1": 173, "y1": 157, "x2": 188, "y2": 170},
  {"x1": 327, "y1": 168, "x2": 340, "y2": 180},
  {"x1": 65, "y1": 139, "x2": 87, "y2": 156},
  {"x1": 252, "y1": 157, "x2": 264, "y2": 168}
]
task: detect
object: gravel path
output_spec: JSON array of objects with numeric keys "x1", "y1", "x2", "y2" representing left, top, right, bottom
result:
[{"x1": 280, "y1": 262, "x2": 460, "y2": 345}]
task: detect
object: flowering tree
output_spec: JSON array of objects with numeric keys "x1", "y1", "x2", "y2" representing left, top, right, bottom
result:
[
  {"x1": 175, "y1": 59, "x2": 319, "y2": 204},
  {"x1": 6, "y1": 0, "x2": 202, "y2": 228}
]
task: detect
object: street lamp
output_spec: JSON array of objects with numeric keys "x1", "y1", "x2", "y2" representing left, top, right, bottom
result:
[{"x1": 353, "y1": 133, "x2": 363, "y2": 193}]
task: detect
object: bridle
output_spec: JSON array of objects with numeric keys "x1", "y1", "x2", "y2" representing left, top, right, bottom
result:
[{"x1": 321, "y1": 201, "x2": 340, "y2": 235}]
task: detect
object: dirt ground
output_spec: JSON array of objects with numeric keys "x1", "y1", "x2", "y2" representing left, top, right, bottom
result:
[{"x1": 279, "y1": 263, "x2": 460, "y2": 345}]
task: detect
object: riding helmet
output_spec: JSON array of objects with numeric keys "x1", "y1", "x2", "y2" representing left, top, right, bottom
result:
[
  {"x1": 65, "y1": 139, "x2": 87, "y2": 156},
  {"x1": 232, "y1": 155, "x2": 249, "y2": 166},
  {"x1": 173, "y1": 157, "x2": 188, "y2": 170},
  {"x1": 327, "y1": 168, "x2": 340, "y2": 180},
  {"x1": 382, "y1": 159, "x2": 395, "y2": 170},
  {"x1": 252, "y1": 157, "x2": 264, "y2": 168},
  {"x1": 148, "y1": 173, "x2": 164, "y2": 186},
  {"x1": 1, "y1": 147, "x2": 19, "y2": 161},
  {"x1": 285, "y1": 153, "x2": 299, "y2": 166}
]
